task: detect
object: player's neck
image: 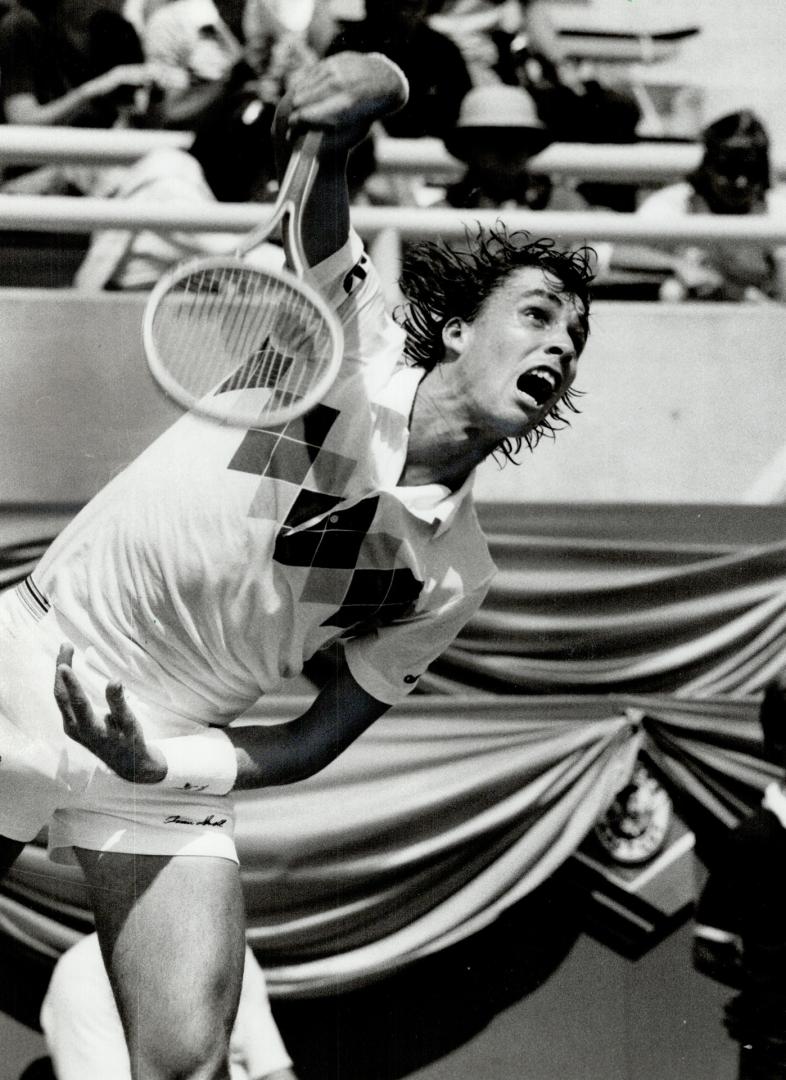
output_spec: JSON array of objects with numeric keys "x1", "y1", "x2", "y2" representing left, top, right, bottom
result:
[{"x1": 401, "y1": 374, "x2": 496, "y2": 489}]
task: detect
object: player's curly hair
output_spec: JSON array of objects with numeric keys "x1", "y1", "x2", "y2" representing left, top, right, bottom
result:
[{"x1": 396, "y1": 224, "x2": 594, "y2": 461}]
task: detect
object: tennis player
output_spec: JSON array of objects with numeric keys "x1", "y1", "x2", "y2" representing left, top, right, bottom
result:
[{"x1": 0, "y1": 50, "x2": 592, "y2": 1080}]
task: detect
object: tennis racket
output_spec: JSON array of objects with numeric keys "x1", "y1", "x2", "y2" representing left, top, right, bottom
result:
[{"x1": 142, "y1": 129, "x2": 344, "y2": 429}]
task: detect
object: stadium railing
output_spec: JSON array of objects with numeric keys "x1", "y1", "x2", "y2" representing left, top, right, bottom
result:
[
  {"x1": 1, "y1": 196, "x2": 785, "y2": 244},
  {"x1": 2, "y1": 125, "x2": 786, "y2": 184}
]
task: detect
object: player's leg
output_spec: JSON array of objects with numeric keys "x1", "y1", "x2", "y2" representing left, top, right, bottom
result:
[{"x1": 74, "y1": 847, "x2": 246, "y2": 1080}]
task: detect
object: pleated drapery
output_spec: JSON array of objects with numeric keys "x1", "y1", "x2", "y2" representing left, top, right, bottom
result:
[{"x1": 1, "y1": 501, "x2": 784, "y2": 995}]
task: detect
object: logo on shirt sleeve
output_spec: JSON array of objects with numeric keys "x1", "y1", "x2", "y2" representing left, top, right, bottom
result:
[{"x1": 343, "y1": 254, "x2": 368, "y2": 295}]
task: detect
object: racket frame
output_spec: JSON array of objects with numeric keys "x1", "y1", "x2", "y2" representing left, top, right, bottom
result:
[{"x1": 142, "y1": 129, "x2": 344, "y2": 428}]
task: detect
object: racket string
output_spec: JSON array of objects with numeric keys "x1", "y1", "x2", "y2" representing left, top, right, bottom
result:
[{"x1": 150, "y1": 265, "x2": 339, "y2": 424}]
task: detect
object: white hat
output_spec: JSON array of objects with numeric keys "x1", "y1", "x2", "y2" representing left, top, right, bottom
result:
[{"x1": 456, "y1": 85, "x2": 544, "y2": 130}]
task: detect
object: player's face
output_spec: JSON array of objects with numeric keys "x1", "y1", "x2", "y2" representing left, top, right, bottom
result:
[{"x1": 442, "y1": 266, "x2": 587, "y2": 443}]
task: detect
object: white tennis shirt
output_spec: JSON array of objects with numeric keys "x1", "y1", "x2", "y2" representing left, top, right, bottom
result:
[{"x1": 36, "y1": 231, "x2": 495, "y2": 723}]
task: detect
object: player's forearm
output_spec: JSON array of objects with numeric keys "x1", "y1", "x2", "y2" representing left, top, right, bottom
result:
[
  {"x1": 272, "y1": 52, "x2": 408, "y2": 267},
  {"x1": 227, "y1": 669, "x2": 390, "y2": 790},
  {"x1": 228, "y1": 718, "x2": 329, "y2": 789},
  {"x1": 271, "y1": 87, "x2": 351, "y2": 268},
  {"x1": 56, "y1": 642, "x2": 389, "y2": 794}
]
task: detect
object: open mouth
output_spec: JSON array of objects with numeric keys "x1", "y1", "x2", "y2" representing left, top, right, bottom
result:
[{"x1": 516, "y1": 367, "x2": 561, "y2": 406}]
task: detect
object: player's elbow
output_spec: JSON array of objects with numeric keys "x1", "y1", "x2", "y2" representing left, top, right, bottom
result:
[{"x1": 260, "y1": 727, "x2": 335, "y2": 786}]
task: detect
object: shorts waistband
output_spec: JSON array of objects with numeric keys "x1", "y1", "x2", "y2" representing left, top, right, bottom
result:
[{"x1": 15, "y1": 575, "x2": 50, "y2": 622}]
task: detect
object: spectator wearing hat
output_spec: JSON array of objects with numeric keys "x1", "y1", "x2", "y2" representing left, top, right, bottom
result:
[
  {"x1": 638, "y1": 110, "x2": 786, "y2": 302},
  {"x1": 443, "y1": 83, "x2": 584, "y2": 210}
]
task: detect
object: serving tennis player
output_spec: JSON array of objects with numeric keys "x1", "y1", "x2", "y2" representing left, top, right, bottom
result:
[{"x1": 0, "y1": 51, "x2": 593, "y2": 1080}]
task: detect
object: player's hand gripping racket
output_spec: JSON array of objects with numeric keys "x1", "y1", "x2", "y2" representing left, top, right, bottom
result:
[{"x1": 142, "y1": 129, "x2": 343, "y2": 428}]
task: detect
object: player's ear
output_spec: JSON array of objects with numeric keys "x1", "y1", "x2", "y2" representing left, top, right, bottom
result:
[{"x1": 441, "y1": 317, "x2": 471, "y2": 362}]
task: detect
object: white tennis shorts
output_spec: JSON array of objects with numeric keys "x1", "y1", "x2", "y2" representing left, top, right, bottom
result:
[{"x1": 0, "y1": 580, "x2": 238, "y2": 866}]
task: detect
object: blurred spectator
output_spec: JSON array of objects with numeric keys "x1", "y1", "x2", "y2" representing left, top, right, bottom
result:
[
  {"x1": 243, "y1": 0, "x2": 336, "y2": 101},
  {"x1": 38, "y1": 932, "x2": 297, "y2": 1080},
  {"x1": 328, "y1": 0, "x2": 472, "y2": 141},
  {"x1": 123, "y1": 0, "x2": 169, "y2": 33},
  {"x1": 73, "y1": 147, "x2": 284, "y2": 290},
  {"x1": 443, "y1": 84, "x2": 583, "y2": 210},
  {"x1": 142, "y1": 0, "x2": 329, "y2": 201},
  {"x1": 507, "y1": 26, "x2": 640, "y2": 212},
  {"x1": 141, "y1": 0, "x2": 246, "y2": 128},
  {"x1": 430, "y1": 0, "x2": 564, "y2": 86},
  {"x1": 0, "y1": 1, "x2": 156, "y2": 195},
  {"x1": 0, "y1": 0, "x2": 153, "y2": 130},
  {"x1": 638, "y1": 111, "x2": 786, "y2": 302}
]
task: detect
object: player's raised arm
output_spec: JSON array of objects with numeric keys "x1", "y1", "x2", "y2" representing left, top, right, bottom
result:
[{"x1": 273, "y1": 51, "x2": 409, "y2": 268}]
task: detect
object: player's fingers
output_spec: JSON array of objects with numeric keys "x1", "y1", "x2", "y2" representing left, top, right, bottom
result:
[
  {"x1": 56, "y1": 642, "x2": 75, "y2": 668},
  {"x1": 104, "y1": 683, "x2": 138, "y2": 737},
  {"x1": 57, "y1": 667, "x2": 104, "y2": 745},
  {"x1": 53, "y1": 665, "x2": 76, "y2": 725},
  {"x1": 289, "y1": 61, "x2": 349, "y2": 112},
  {"x1": 290, "y1": 93, "x2": 354, "y2": 130},
  {"x1": 287, "y1": 61, "x2": 322, "y2": 98}
]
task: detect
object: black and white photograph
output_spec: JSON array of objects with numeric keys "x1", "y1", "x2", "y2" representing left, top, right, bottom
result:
[{"x1": 1, "y1": 2, "x2": 786, "y2": 1078}]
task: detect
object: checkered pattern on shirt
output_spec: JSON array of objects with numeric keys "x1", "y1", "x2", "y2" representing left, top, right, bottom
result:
[{"x1": 226, "y1": 401, "x2": 424, "y2": 635}]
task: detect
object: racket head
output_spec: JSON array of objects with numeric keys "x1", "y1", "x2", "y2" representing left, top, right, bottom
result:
[{"x1": 142, "y1": 254, "x2": 343, "y2": 429}]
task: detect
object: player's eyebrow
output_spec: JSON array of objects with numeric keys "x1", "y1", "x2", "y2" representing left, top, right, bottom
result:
[{"x1": 517, "y1": 288, "x2": 563, "y2": 306}]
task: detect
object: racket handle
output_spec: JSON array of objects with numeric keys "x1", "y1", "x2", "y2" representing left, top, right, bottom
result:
[{"x1": 237, "y1": 129, "x2": 324, "y2": 275}]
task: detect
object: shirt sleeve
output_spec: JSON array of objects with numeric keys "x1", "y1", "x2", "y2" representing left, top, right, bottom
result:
[
  {"x1": 305, "y1": 228, "x2": 406, "y2": 370},
  {"x1": 344, "y1": 578, "x2": 492, "y2": 705}
]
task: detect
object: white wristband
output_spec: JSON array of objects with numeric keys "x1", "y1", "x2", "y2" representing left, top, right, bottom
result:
[{"x1": 153, "y1": 728, "x2": 237, "y2": 796}]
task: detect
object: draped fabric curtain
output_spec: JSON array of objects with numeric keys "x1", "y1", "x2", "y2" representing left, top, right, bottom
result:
[
  {"x1": 426, "y1": 502, "x2": 786, "y2": 696},
  {"x1": 1, "y1": 501, "x2": 784, "y2": 995}
]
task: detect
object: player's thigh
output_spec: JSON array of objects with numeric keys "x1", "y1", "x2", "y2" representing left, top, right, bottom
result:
[{"x1": 74, "y1": 848, "x2": 246, "y2": 1078}]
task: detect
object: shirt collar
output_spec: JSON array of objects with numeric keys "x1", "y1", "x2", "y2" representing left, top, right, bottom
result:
[
  {"x1": 372, "y1": 364, "x2": 476, "y2": 536},
  {"x1": 395, "y1": 471, "x2": 475, "y2": 536}
]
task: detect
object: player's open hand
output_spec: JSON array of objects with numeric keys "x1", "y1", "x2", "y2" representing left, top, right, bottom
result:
[
  {"x1": 54, "y1": 644, "x2": 167, "y2": 784},
  {"x1": 286, "y1": 51, "x2": 408, "y2": 146}
]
